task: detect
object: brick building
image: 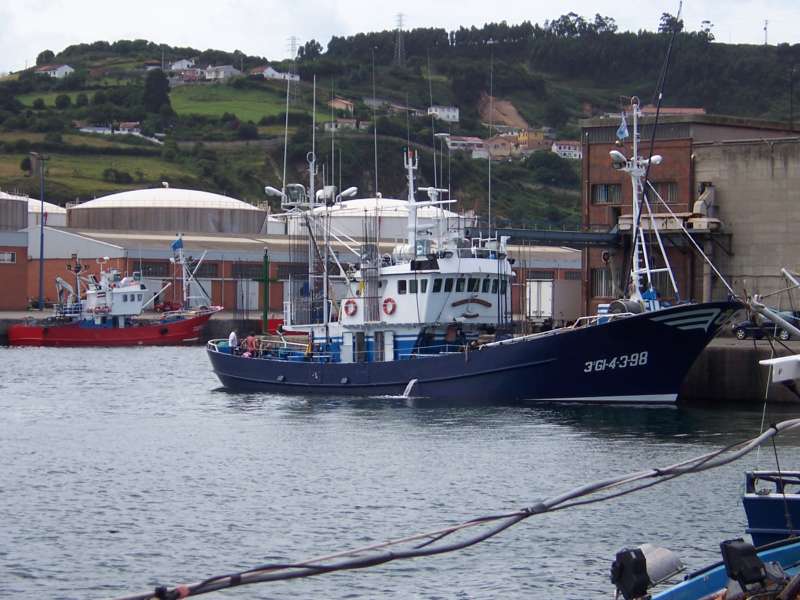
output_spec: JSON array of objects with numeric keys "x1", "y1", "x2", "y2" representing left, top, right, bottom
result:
[{"x1": 580, "y1": 113, "x2": 798, "y2": 314}]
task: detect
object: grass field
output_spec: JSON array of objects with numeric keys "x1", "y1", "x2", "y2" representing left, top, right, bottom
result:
[
  {"x1": 16, "y1": 91, "x2": 84, "y2": 107},
  {"x1": 0, "y1": 152, "x2": 197, "y2": 197},
  {"x1": 170, "y1": 84, "x2": 330, "y2": 123},
  {"x1": 0, "y1": 131, "x2": 146, "y2": 148}
]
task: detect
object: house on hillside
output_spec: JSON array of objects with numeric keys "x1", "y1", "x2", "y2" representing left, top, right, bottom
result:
[
  {"x1": 328, "y1": 97, "x2": 354, "y2": 114},
  {"x1": 551, "y1": 140, "x2": 582, "y2": 160},
  {"x1": 363, "y1": 97, "x2": 392, "y2": 111},
  {"x1": 34, "y1": 64, "x2": 75, "y2": 79},
  {"x1": 170, "y1": 58, "x2": 195, "y2": 71},
  {"x1": 446, "y1": 136, "x2": 487, "y2": 160},
  {"x1": 118, "y1": 121, "x2": 141, "y2": 134},
  {"x1": 428, "y1": 105, "x2": 459, "y2": 123},
  {"x1": 486, "y1": 134, "x2": 519, "y2": 160},
  {"x1": 323, "y1": 118, "x2": 371, "y2": 132},
  {"x1": 205, "y1": 65, "x2": 242, "y2": 80},
  {"x1": 388, "y1": 103, "x2": 426, "y2": 118},
  {"x1": 143, "y1": 60, "x2": 162, "y2": 71},
  {"x1": 250, "y1": 65, "x2": 299, "y2": 81}
]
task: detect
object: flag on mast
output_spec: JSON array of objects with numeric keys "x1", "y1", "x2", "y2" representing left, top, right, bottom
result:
[{"x1": 616, "y1": 111, "x2": 629, "y2": 140}]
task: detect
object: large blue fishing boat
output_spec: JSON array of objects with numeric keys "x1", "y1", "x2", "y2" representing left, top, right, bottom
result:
[{"x1": 207, "y1": 99, "x2": 741, "y2": 403}]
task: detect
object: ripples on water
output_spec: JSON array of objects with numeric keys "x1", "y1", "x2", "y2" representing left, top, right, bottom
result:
[{"x1": 2, "y1": 346, "x2": 799, "y2": 599}]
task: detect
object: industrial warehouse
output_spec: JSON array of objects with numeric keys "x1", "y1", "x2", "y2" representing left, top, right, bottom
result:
[{"x1": 0, "y1": 186, "x2": 582, "y2": 324}]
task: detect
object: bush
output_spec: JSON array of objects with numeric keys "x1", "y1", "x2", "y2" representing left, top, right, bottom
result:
[
  {"x1": 102, "y1": 168, "x2": 134, "y2": 184},
  {"x1": 20, "y1": 157, "x2": 31, "y2": 173},
  {"x1": 237, "y1": 121, "x2": 258, "y2": 140},
  {"x1": 33, "y1": 98, "x2": 46, "y2": 110},
  {"x1": 55, "y1": 94, "x2": 71, "y2": 109},
  {"x1": 75, "y1": 93, "x2": 88, "y2": 107},
  {"x1": 44, "y1": 131, "x2": 62, "y2": 144}
]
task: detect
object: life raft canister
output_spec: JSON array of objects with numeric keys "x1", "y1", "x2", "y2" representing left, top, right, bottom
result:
[
  {"x1": 383, "y1": 297, "x2": 397, "y2": 315},
  {"x1": 344, "y1": 298, "x2": 358, "y2": 317}
]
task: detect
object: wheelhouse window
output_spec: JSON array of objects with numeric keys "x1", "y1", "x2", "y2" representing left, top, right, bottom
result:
[
  {"x1": 420, "y1": 279, "x2": 428, "y2": 293},
  {"x1": 491, "y1": 279, "x2": 498, "y2": 294},
  {"x1": 432, "y1": 278, "x2": 442, "y2": 293},
  {"x1": 409, "y1": 280, "x2": 418, "y2": 294},
  {"x1": 455, "y1": 278, "x2": 466, "y2": 292},
  {"x1": 591, "y1": 183, "x2": 622, "y2": 205},
  {"x1": 398, "y1": 280, "x2": 407, "y2": 295},
  {"x1": 444, "y1": 278, "x2": 454, "y2": 292},
  {"x1": 468, "y1": 278, "x2": 480, "y2": 292},
  {"x1": 500, "y1": 280, "x2": 507, "y2": 294},
  {"x1": 481, "y1": 278, "x2": 491, "y2": 293}
]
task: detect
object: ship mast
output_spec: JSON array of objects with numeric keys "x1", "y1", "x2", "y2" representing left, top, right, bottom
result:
[{"x1": 404, "y1": 149, "x2": 419, "y2": 255}]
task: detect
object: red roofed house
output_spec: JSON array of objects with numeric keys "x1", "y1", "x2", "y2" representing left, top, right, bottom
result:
[{"x1": 34, "y1": 64, "x2": 75, "y2": 79}]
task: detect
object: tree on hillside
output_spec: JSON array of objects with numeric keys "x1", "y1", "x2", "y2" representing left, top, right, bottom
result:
[
  {"x1": 143, "y1": 69, "x2": 170, "y2": 113},
  {"x1": 297, "y1": 40, "x2": 323, "y2": 62},
  {"x1": 20, "y1": 157, "x2": 31, "y2": 174},
  {"x1": 36, "y1": 50, "x2": 55, "y2": 65},
  {"x1": 55, "y1": 94, "x2": 71, "y2": 109},
  {"x1": 658, "y1": 13, "x2": 684, "y2": 34}
]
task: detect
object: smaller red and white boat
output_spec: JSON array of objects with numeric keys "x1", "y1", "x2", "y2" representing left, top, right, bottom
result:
[{"x1": 9, "y1": 237, "x2": 222, "y2": 347}]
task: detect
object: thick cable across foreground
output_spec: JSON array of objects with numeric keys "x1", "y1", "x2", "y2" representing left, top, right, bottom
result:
[{"x1": 113, "y1": 418, "x2": 800, "y2": 600}]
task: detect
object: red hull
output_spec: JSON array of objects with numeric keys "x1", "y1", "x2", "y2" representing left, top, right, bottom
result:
[{"x1": 8, "y1": 312, "x2": 217, "y2": 347}]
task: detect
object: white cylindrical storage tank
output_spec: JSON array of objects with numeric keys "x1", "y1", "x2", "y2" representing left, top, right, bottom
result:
[
  {"x1": 0, "y1": 191, "x2": 28, "y2": 231},
  {"x1": 286, "y1": 196, "x2": 462, "y2": 241},
  {"x1": 28, "y1": 197, "x2": 67, "y2": 228},
  {"x1": 67, "y1": 188, "x2": 270, "y2": 234}
]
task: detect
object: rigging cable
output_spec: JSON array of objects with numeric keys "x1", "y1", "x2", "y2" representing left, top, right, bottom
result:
[{"x1": 113, "y1": 418, "x2": 800, "y2": 600}]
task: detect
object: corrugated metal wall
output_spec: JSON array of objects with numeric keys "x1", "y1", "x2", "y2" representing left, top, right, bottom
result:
[
  {"x1": 0, "y1": 198, "x2": 27, "y2": 231},
  {"x1": 67, "y1": 207, "x2": 268, "y2": 233}
]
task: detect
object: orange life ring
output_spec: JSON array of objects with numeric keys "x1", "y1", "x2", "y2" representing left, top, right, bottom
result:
[
  {"x1": 344, "y1": 299, "x2": 357, "y2": 317},
  {"x1": 383, "y1": 297, "x2": 397, "y2": 315}
]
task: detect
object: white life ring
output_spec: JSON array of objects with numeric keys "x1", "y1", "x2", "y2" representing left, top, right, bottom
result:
[
  {"x1": 383, "y1": 297, "x2": 397, "y2": 315},
  {"x1": 344, "y1": 299, "x2": 357, "y2": 317}
]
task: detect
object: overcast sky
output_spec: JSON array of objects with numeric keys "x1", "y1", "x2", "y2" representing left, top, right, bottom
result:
[{"x1": 2, "y1": 0, "x2": 799, "y2": 74}]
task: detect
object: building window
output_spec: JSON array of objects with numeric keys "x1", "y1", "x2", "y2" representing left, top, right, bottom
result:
[
  {"x1": 527, "y1": 270, "x2": 554, "y2": 280},
  {"x1": 651, "y1": 182, "x2": 678, "y2": 204},
  {"x1": 591, "y1": 268, "x2": 614, "y2": 298},
  {"x1": 444, "y1": 278, "x2": 454, "y2": 292},
  {"x1": 564, "y1": 270, "x2": 582, "y2": 280},
  {"x1": 0, "y1": 251, "x2": 16, "y2": 263},
  {"x1": 591, "y1": 183, "x2": 622, "y2": 205},
  {"x1": 398, "y1": 280, "x2": 407, "y2": 295},
  {"x1": 194, "y1": 263, "x2": 219, "y2": 278},
  {"x1": 433, "y1": 278, "x2": 442, "y2": 293},
  {"x1": 141, "y1": 261, "x2": 171, "y2": 277},
  {"x1": 276, "y1": 263, "x2": 306, "y2": 280}
]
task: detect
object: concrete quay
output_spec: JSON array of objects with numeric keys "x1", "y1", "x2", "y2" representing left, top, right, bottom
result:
[{"x1": 0, "y1": 310, "x2": 797, "y2": 404}]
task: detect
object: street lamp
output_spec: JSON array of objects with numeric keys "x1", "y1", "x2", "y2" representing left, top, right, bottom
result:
[
  {"x1": 790, "y1": 65, "x2": 798, "y2": 130},
  {"x1": 30, "y1": 151, "x2": 47, "y2": 310}
]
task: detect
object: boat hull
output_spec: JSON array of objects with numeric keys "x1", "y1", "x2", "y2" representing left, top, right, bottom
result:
[
  {"x1": 8, "y1": 311, "x2": 217, "y2": 347},
  {"x1": 208, "y1": 301, "x2": 741, "y2": 403}
]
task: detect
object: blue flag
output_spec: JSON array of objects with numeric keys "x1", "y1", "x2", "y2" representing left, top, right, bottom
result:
[
  {"x1": 616, "y1": 112, "x2": 629, "y2": 140},
  {"x1": 171, "y1": 237, "x2": 183, "y2": 251}
]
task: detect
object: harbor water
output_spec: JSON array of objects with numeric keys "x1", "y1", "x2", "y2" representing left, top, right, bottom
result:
[{"x1": 3, "y1": 346, "x2": 800, "y2": 599}]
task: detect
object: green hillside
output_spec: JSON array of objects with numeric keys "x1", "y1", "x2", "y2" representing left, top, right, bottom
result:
[{"x1": 0, "y1": 14, "x2": 797, "y2": 228}]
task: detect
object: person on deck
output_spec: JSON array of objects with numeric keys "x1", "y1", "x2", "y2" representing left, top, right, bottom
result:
[
  {"x1": 245, "y1": 332, "x2": 258, "y2": 357},
  {"x1": 228, "y1": 330, "x2": 238, "y2": 354}
]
